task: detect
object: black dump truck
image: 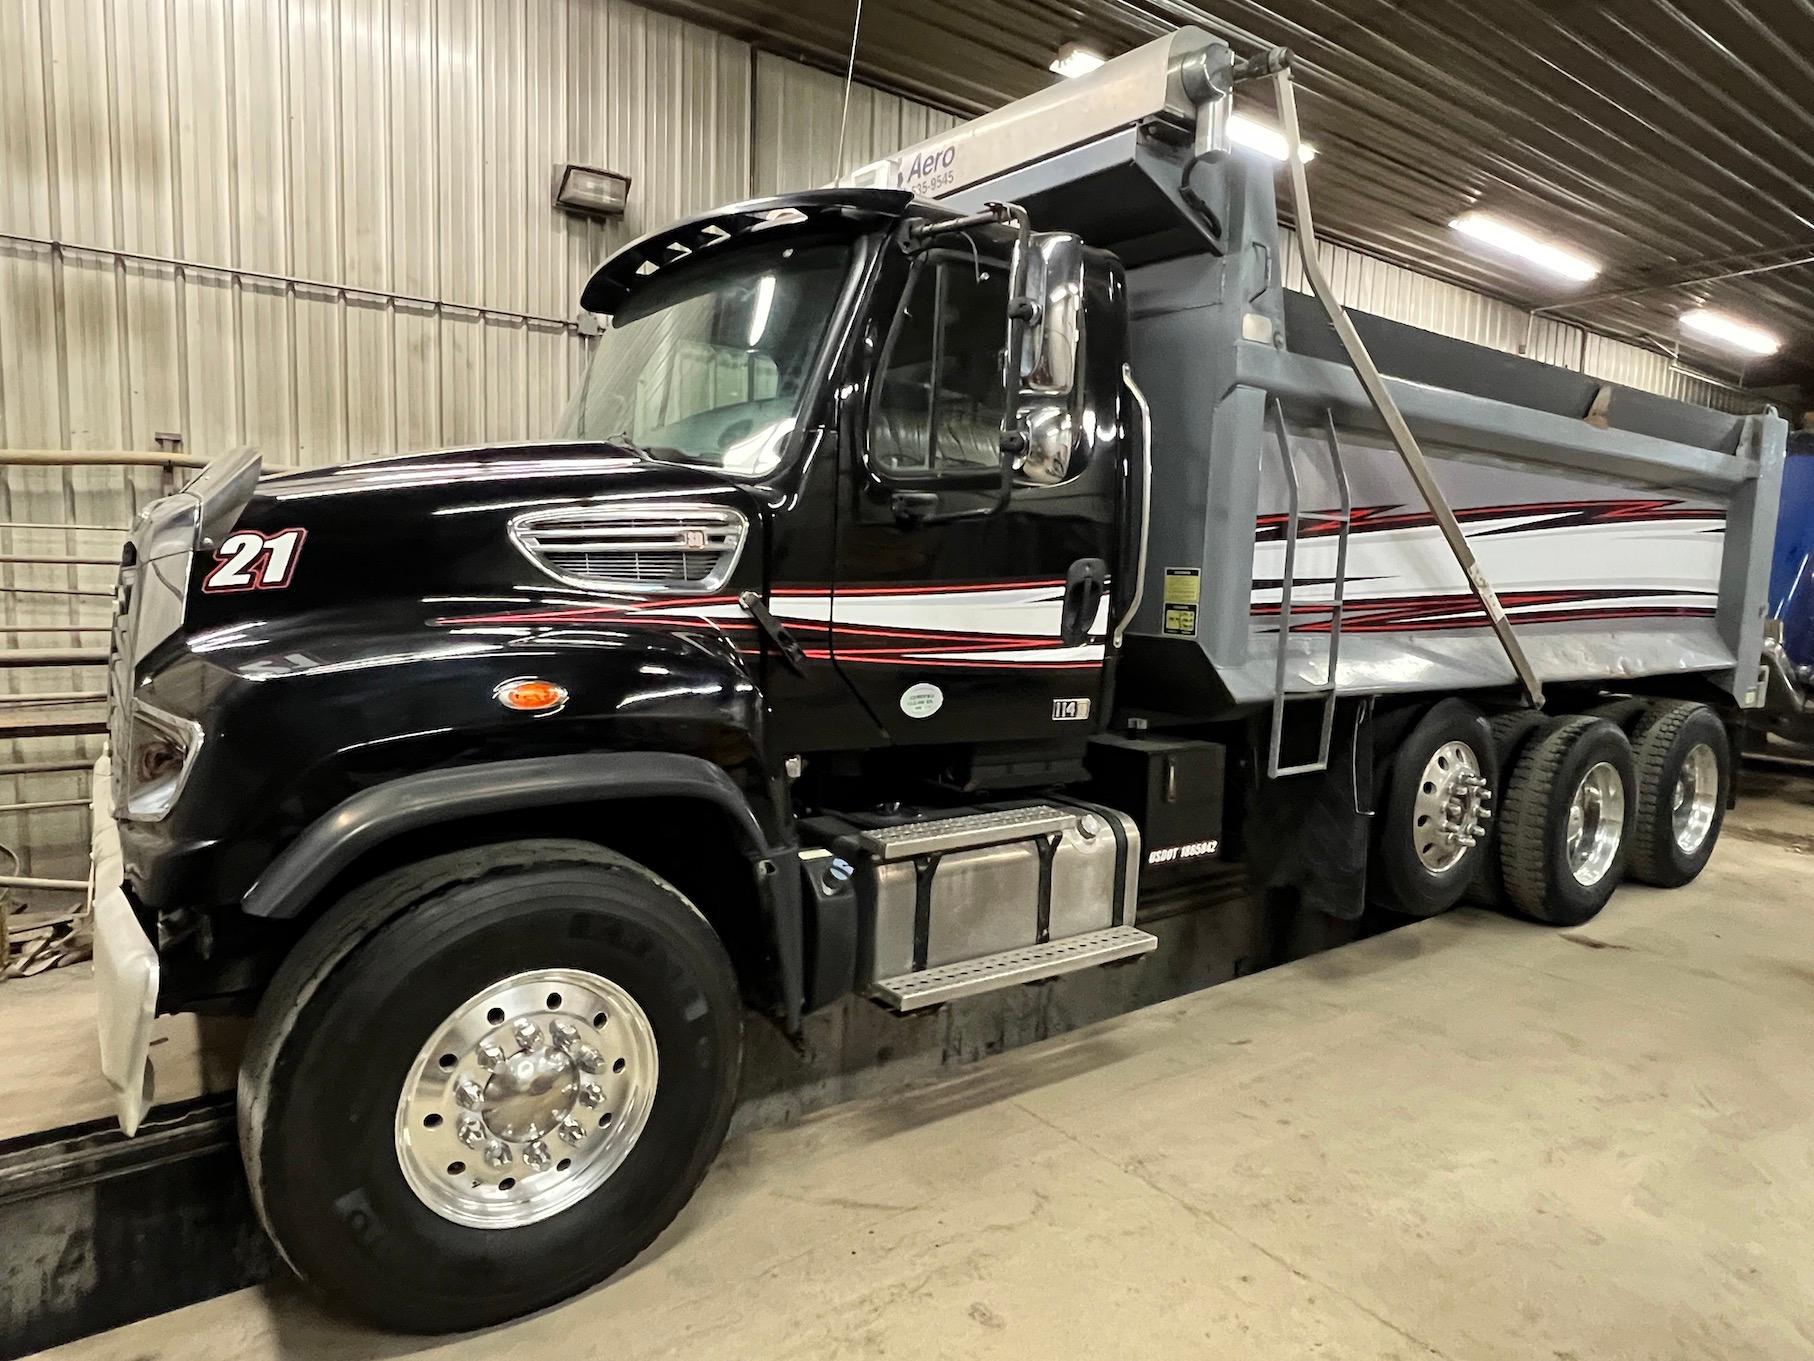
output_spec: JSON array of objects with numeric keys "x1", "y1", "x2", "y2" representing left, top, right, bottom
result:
[{"x1": 91, "y1": 29, "x2": 1785, "y2": 1331}]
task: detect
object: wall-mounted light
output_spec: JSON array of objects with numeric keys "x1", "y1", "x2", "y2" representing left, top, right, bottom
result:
[
  {"x1": 1228, "y1": 112, "x2": 1317, "y2": 164},
  {"x1": 552, "y1": 163, "x2": 631, "y2": 219},
  {"x1": 1681, "y1": 308, "x2": 1780, "y2": 356},
  {"x1": 1450, "y1": 212, "x2": 1599, "y2": 282},
  {"x1": 1050, "y1": 41, "x2": 1106, "y2": 79}
]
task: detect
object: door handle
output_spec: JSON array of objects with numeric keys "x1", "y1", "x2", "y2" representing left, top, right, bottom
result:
[
  {"x1": 1062, "y1": 558, "x2": 1108, "y2": 648},
  {"x1": 890, "y1": 490, "x2": 941, "y2": 524}
]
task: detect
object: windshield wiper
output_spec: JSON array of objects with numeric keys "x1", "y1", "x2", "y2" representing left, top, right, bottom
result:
[
  {"x1": 599, "y1": 430, "x2": 694, "y2": 464},
  {"x1": 601, "y1": 430, "x2": 655, "y2": 459}
]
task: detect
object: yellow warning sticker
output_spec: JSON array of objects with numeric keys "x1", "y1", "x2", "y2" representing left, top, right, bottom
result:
[{"x1": 1162, "y1": 568, "x2": 1200, "y2": 636}]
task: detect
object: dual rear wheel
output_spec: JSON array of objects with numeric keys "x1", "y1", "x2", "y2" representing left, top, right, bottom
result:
[{"x1": 1374, "y1": 698, "x2": 1729, "y2": 926}]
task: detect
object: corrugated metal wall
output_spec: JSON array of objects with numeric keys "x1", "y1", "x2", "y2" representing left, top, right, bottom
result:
[
  {"x1": 0, "y1": 2, "x2": 1770, "y2": 905},
  {"x1": 0, "y1": 0, "x2": 750, "y2": 469},
  {"x1": 751, "y1": 52, "x2": 960, "y2": 195}
]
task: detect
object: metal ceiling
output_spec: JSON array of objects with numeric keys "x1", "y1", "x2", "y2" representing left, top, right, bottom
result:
[{"x1": 651, "y1": 0, "x2": 1814, "y2": 397}]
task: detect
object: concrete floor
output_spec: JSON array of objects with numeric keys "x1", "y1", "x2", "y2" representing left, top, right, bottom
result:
[
  {"x1": 0, "y1": 975, "x2": 244, "y2": 1143},
  {"x1": 31, "y1": 774, "x2": 1814, "y2": 1360}
]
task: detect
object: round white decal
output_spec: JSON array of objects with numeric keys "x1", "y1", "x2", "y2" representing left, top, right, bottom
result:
[{"x1": 899, "y1": 682, "x2": 944, "y2": 719}]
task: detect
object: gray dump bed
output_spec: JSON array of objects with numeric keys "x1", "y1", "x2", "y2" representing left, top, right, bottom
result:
[{"x1": 855, "y1": 28, "x2": 1788, "y2": 722}]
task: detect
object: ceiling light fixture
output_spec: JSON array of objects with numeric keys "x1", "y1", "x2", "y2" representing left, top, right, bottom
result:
[
  {"x1": 1050, "y1": 41, "x2": 1106, "y2": 79},
  {"x1": 1680, "y1": 308, "x2": 1781, "y2": 356},
  {"x1": 1449, "y1": 212, "x2": 1599, "y2": 282},
  {"x1": 1227, "y1": 111, "x2": 1316, "y2": 163}
]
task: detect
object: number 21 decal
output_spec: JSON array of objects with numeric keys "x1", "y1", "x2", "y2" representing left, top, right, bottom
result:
[{"x1": 203, "y1": 528, "x2": 307, "y2": 593}]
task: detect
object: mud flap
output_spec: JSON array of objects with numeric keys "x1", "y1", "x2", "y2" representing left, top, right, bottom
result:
[{"x1": 1245, "y1": 700, "x2": 1374, "y2": 919}]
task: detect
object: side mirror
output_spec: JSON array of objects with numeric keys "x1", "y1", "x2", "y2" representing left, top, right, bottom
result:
[{"x1": 1018, "y1": 232, "x2": 1085, "y2": 397}]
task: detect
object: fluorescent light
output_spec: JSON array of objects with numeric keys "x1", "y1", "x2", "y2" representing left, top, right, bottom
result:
[
  {"x1": 1449, "y1": 212, "x2": 1599, "y2": 282},
  {"x1": 747, "y1": 274, "x2": 775, "y2": 347},
  {"x1": 1050, "y1": 42, "x2": 1105, "y2": 79},
  {"x1": 1681, "y1": 308, "x2": 1780, "y2": 356},
  {"x1": 1227, "y1": 112, "x2": 1316, "y2": 164}
]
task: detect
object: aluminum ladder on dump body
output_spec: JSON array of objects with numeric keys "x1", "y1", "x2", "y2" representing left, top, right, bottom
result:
[{"x1": 1265, "y1": 400, "x2": 1352, "y2": 778}]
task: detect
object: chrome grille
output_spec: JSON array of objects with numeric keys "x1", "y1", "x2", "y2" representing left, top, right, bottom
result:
[{"x1": 510, "y1": 505, "x2": 747, "y2": 593}]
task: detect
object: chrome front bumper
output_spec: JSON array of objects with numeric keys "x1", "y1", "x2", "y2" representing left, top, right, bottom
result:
[{"x1": 89, "y1": 753, "x2": 159, "y2": 1134}]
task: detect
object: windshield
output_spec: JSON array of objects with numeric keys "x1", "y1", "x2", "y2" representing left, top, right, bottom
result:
[{"x1": 559, "y1": 238, "x2": 854, "y2": 476}]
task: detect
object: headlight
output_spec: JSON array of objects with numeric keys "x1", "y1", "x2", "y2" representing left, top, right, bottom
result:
[{"x1": 123, "y1": 702, "x2": 202, "y2": 822}]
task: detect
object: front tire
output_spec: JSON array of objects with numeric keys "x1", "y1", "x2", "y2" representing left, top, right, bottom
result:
[{"x1": 239, "y1": 840, "x2": 742, "y2": 1333}]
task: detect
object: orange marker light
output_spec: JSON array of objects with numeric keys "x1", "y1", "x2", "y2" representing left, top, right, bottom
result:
[{"x1": 494, "y1": 678, "x2": 568, "y2": 713}]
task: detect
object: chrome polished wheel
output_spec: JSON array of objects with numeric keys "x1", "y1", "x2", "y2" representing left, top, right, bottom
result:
[
  {"x1": 1671, "y1": 742, "x2": 1719, "y2": 854},
  {"x1": 394, "y1": 968, "x2": 658, "y2": 1229},
  {"x1": 1565, "y1": 761, "x2": 1625, "y2": 887},
  {"x1": 1411, "y1": 740, "x2": 1493, "y2": 872}
]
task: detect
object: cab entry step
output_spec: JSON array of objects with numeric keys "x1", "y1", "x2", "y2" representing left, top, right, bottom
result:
[
  {"x1": 853, "y1": 805, "x2": 1078, "y2": 859},
  {"x1": 872, "y1": 923, "x2": 1158, "y2": 1011}
]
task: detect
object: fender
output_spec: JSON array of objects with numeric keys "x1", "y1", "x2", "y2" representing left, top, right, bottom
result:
[
  {"x1": 242, "y1": 752, "x2": 781, "y2": 921},
  {"x1": 239, "y1": 750, "x2": 808, "y2": 1027}
]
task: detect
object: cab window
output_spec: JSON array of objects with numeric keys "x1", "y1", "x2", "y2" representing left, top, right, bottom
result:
[{"x1": 869, "y1": 255, "x2": 1010, "y2": 476}]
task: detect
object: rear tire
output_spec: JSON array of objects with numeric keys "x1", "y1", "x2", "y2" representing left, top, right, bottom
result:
[
  {"x1": 1462, "y1": 710, "x2": 1547, "y2": 908},
  {"x1": 1500, "y1": 716, "x2": 1636, "y2": 926},
  {"x1": 239, "y1": 839, "x2": 742, "y2": 1333},
  {"x1": 1372, "y1": 699, "x2": 1498, "y2": 918},
  {"x1": 1627, "y1": 701, "x2": 1730, "y2": 887}
]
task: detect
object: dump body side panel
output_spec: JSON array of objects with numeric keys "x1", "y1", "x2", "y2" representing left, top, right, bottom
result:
[{"x1": 950, "y1": 131, "x2": 1786, "y2": 718}]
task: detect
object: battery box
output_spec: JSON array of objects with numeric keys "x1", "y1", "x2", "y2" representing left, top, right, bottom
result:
[{"x1": 1085, "y1": 734, "x2": 1226, "y2": 871}]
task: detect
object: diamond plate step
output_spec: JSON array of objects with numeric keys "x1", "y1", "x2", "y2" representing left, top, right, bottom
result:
[
  {"x1": 853, "y1": 805, "x2": 1076, "y2": 861},
  {"x1": 870, "y1": 925, "x2": 1158, "y2": 1011}
]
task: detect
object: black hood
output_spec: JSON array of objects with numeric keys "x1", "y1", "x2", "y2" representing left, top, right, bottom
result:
[
  {"x1": 185, "y1": 441, "x2": 766, "y2": 631},
  {"x1": 256, "y1": 440, "x2": 715, "y2": 498}
]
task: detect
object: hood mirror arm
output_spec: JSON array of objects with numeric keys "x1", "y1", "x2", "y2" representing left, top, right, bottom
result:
[{"x1": 738, "y1": 591, "x2": 808, "y2": 675}]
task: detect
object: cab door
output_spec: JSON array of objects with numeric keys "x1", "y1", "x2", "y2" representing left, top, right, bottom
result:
[{"x1": 827, "y1": 242, "x2": 1123, "y2": 749}]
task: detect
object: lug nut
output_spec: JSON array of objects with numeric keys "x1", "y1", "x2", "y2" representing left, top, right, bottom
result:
[
  {"x1": 456, "y1": 1115, "x2": 486, "y2": 1149},
  {"x1": 454, "y1": 1077, "x2": 484, "y2": 1110},
  {"x1": 578, "y1": 1081, "x2": 604, "y2": 1108},
  {"x1": 477, "y1": 1039, "x2": 508, "y2": 1071},
  {"x1": 575, "y1": 1044, "x2": 605, "y2": 1074},
  {"x1": 550, "y1": 1020, "x2": 580, "y2": 1051},
  {"x1": 556, "y1": 1116, "x2": 587, "y2": 1145},
  {"x1": 511, "y1": 1019, "x2": 542, "y2": 1051},
  {"x1": 483, "y1": 1139, "x2": 513, "y2": 1170},
  {"x1": 522, "y1": 1139, "x2": 552, "y2": 1171}
]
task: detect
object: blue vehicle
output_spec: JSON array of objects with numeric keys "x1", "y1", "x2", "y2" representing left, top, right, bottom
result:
[
  {"x1": 1759, "y1": 427, "x2": 1814, "y2": 749},
  {"x1": 1771, "y1": 430, "x2": 1814, "y2": 664}
]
